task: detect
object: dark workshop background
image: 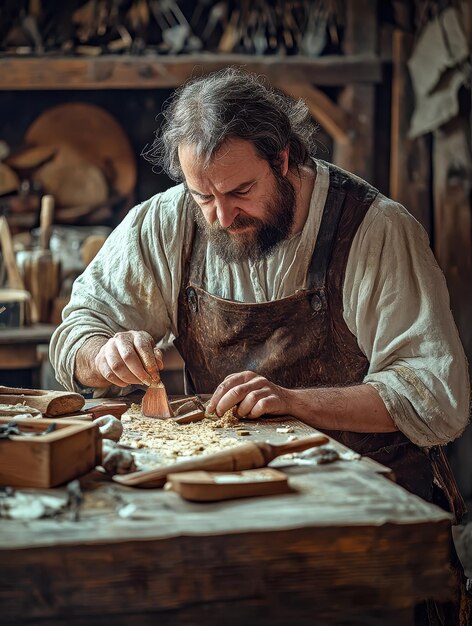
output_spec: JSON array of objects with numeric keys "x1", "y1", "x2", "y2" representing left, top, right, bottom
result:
[{"x1": 0, "y1": 1, "x2": 471, "y2": 498}]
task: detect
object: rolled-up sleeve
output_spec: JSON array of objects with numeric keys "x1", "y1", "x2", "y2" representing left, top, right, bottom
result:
[
  {"x1": 50, "y1": 187, "x2": 187, "y2": 394},
  {"x1": 344, "y1": 195, "x2": 470, "y2": 447}
]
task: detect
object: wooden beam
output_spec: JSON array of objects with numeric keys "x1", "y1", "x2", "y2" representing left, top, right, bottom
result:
[
  {"x1": 0, "y1": 54, "x2": 382, "y2": 90},
  {"x1": 390, "y1": 30, "x2": 432, "y2": 233},
  {"x1": 278, "y1": 83, "x2": 351, "y2": 144},
  {"x1": 333, "y1": 0, "x2": 378, "y2": 184}
]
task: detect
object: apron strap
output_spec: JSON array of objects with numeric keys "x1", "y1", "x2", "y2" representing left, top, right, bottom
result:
[{"x1": 307, "y1": 174, "x2": 346, "y2": 291}]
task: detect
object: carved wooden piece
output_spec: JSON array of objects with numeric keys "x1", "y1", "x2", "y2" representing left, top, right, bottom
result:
[
  {"x1": 0, "y1": 386, "x2": 85, "y2": 416},
  {"x1": 167, "y1": 468, "x2": 291, "y2": 501}
]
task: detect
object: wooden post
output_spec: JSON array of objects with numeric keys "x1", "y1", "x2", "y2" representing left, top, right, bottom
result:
[
  {"x1": 333, "y1": 0, "x2": 378, "y2": 184},
  {"x1": 390, "y1": 30, "x2": 432, "y2": 234}
]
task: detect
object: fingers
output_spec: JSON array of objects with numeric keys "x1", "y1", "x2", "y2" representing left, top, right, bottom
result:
[
  {"x1": 207, "y1": 372, "x2": 269, "y2": 416},
  {"x1": 116, "y1": 336, "x2": 153, "y2": 385},
  {"x1": 153, "y1": 347, "x2": 164, "y2": 370},
  {"x1": 133, "y1": 332, "x2": 161, "y2": 381},
  {"x1": 237, "y1": 388, "x2": 277, "y2": 417},
  {"x1": 95, "y1": 331, "x2": 163, "y2": 387},
  {"x1": 94, "y1": 350, "x2": 130, "y2": 387},
  {"x1": 206, "y1": 371, "x2": 257, "y2": 414}
]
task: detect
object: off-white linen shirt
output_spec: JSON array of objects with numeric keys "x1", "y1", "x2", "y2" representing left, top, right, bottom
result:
[{"x1": 50, "y1": 161, "x2": 470, "y2": 447}]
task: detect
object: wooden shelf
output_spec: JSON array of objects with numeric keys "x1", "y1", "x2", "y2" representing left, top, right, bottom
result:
[{"x1": 0, "y1": 53, "x2": 382, "y2": 90}]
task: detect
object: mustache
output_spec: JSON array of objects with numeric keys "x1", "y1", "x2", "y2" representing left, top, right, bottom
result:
[{"x1": 208, "y1": 214, "x2": 263, "y2": 232}]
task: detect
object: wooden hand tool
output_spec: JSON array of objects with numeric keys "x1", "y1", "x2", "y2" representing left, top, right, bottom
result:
[
  {"x1": 113, "y1": 433, "x2": 329, "y2": 488},
  {"x1": 0, "y1": 386, "x2": 85, "y2": 417}
]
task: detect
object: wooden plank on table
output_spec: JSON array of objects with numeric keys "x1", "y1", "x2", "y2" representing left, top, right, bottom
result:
[{"x1": 0, "y1": 54, "x2": 382, "y2": 90}]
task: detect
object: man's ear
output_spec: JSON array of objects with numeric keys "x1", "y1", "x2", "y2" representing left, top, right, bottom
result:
[{"x1": 280, "y1": 147, "x2": 289, "y2": 176}]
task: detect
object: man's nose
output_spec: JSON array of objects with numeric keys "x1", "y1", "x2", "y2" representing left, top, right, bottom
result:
[{"x1": 215, "y1": 197, "x2": 238, "y2": 228}]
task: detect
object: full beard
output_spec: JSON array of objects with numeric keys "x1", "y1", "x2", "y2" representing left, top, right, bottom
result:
[{"x1": 189, "y1": 172, "x2": 296, "y2": 263}]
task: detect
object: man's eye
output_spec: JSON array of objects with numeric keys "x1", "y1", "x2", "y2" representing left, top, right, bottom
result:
[
  {"x1": 194, "y1": 194, "x2": 212, "y2": 204},
  {"x1": 235, "y1": 189, "x2": 250, "y2": 196}
]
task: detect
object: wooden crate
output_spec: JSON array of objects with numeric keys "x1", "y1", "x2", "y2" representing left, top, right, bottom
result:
[{"x1": 0, "y1": 417, "x2": 101, "y2": 488}]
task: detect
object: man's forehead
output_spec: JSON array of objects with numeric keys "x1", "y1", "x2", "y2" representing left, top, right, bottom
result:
[
  {"x1": 179, "y1": 138, "x2": 261, "y2": 168},
  {"x1": 179, "y1": 140, "x2": 267, "y2": 189}
]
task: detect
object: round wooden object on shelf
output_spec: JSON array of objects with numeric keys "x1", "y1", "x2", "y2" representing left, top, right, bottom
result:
[
  {"x1": 0, "y1": 163, "x2": 20, "y2": 195},
  {"x1": 35, "y1": 158, "x2": 108, "y2": 208},
  {"x1": 25, "y1": 103, "x2": 137, "y2": 198},
  {"x1": 6, "y1": 145, "x2": 57, "y2": 171}
]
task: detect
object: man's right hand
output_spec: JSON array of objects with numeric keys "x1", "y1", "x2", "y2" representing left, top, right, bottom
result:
[
  {"x1": 75, "y1": 331, "x2": 163, "y2": 389},
  {"x1": 95, "y1": 331, "x2": 164, "y2": 387}
]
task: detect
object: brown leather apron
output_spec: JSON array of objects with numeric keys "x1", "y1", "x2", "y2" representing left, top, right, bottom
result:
[{"x1": 174, "y1": 160, "x2": 465, "y2": 523}]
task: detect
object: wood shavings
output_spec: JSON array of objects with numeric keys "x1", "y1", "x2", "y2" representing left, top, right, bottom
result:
[
  {"x1": 206, "y1": 408, "x2": 240, "y2": 428},
  {"x1": 276, "y1": 426, "x2": 295, "y2": 434},
  {"x1": 0, "y1": 403, "x2": 42, "y2": 418},
  {"x1": 121, "y1": 403, "x2": 241, "y2": 469}
]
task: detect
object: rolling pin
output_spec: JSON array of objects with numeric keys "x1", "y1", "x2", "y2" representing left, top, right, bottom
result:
[
  {"x1": 113, "y1": 433, "x2": 330, "y2": 488},
  {"x1": 0, "y1": 386, "x2": 85, "y2": 417}
]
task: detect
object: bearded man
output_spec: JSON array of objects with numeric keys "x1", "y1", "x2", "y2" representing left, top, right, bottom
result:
[{"x1": 51, "y1": 68, "x2": 469, "y2": 514}]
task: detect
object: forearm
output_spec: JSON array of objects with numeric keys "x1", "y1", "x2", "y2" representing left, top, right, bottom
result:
[
  {"x1": 74, "y1": 336, "x2": 110, "y2": 388},
  {"x1": 286, "y1": 384, "x2": 397, "y2": 432}
]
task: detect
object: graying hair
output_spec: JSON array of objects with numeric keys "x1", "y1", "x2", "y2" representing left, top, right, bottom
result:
[{"x1": 143, "y1": 67, "x2": 318, "y2": 181}]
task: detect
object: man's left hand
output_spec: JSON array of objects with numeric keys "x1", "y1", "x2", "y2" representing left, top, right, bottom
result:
[{"x1": 207, "y1": 371, "x2": 292, "y2": 418}]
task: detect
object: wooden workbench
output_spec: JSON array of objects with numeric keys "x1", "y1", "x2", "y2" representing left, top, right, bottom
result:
[{"x1": 0, "y1": 415, "x2": 453, "y2": 626}]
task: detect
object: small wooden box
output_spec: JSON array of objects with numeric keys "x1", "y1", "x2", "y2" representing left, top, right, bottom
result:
[{"x1": 0, "y1": 417, "x2": 102, "y2": 488}]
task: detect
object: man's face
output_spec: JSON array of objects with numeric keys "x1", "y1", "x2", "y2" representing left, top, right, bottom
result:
[{"x1": 178, "y1": 138, "x2": 295, "y2": 262}]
